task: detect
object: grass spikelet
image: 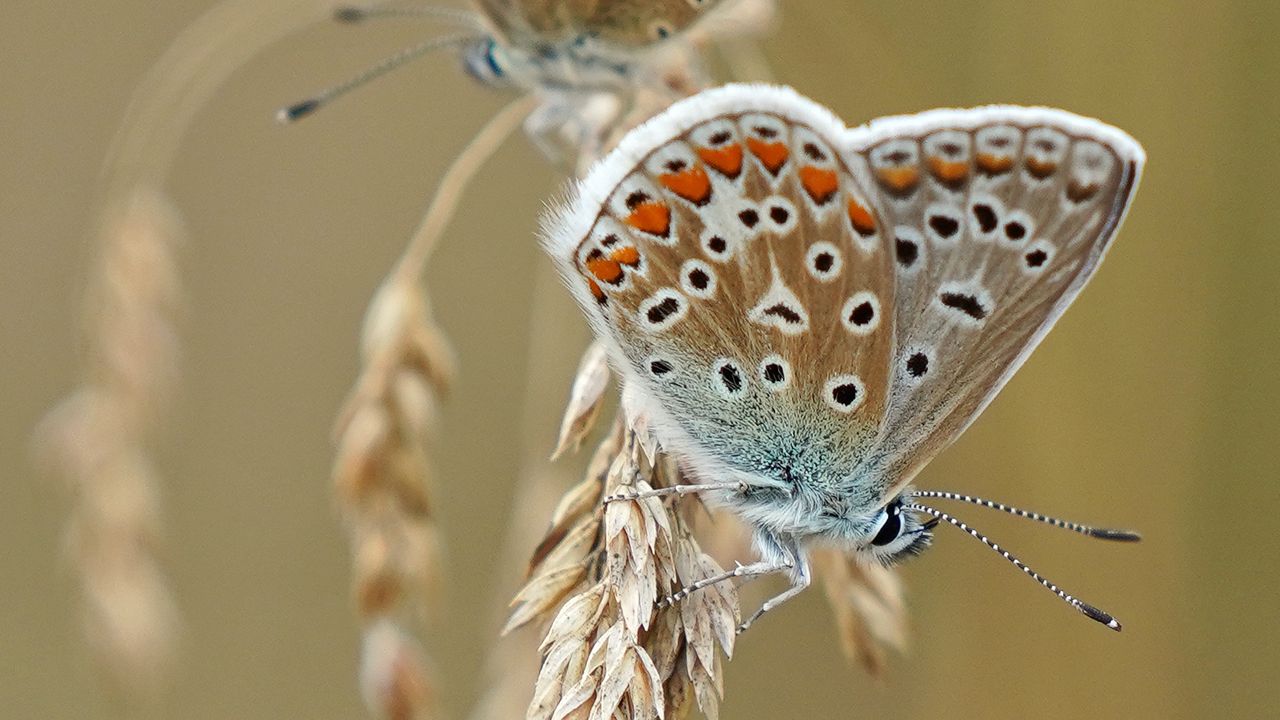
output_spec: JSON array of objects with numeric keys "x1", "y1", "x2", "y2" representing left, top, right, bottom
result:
[
  {"x1": 812, "y1": 548, "x2": 909, "y2": 678},
  {"x1": 552, "y1": 341, "x2": 612, "y2": 460},
  {"x1": 505, "y1": 421, "x2": 622, "y2": 636},
  {"x1": 668, "y1": 523, "x2": 738, "y2": 720},
  {"x1": 333, "y1": 277, "x2": 451, "y2": 720},
  {"x1": 35, "y1": 187, "x2": 182, "y2": 703},
  {"x1": 331, "y1": 94, "x2": 534, "y2": 719},
  {"x1": 361, "y1": 618, "x2": 438, "y2": 720},
  {"x1": 518, "y1": 424, "x2": 736, "y2": 719}
]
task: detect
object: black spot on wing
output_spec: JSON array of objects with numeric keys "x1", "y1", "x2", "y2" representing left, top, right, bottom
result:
[
  {"x1": 939, "y1": 292, "x2": 988, "y2": 320},
  {"x1": 646, "y1": 297, "x2": 681, "y2": 323},
  {"x1": 929, "y1": 214, "x2": 960, "y2": 238},
  {"x1": 831, "y1": 383, "x2": 859, "y2": 406},
  {"x1": 906, "y1": 352, "x2": 929, "y2": 378},
  {"x1": 973, "y1": 204, "x2": 998, "y2": 233},
  {"x1": 719, "y1": 363, "x2": 743, "y2": 392},
  {"x1": 895, "y1": 237, "x2": 919, "y2": 267},
  {"x1": 763, "y1": 304, "x2": 803, "y2": 324},
  {"x1": 764, "y1": 363, "x2": 786, "y2": 383},
  {"x1": 650, "y1": 359, "x2": 673, "y2": 376},
  {"x1": 848, "y1": 302, "x2": 875, "y2": 327}
]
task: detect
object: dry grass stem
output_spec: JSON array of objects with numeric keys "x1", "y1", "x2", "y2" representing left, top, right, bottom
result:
[
  {"x1": 392, "y1": 94, "x2": 540, "y2": 284},
  {"x1": 35, "y1": 187, "x2": 183, "y2": 702},
  {"x1": 333, "y1": 90, "x2": 535, "y2": 720},
  {"x1": 334, "y1": 274, "x2": 451, "y2": 720},
  {"x1": 551, "y1": 341, "x2": 611, "y2": 460},
  {"x1": 513, "y1": 419, "x2": 737, "y2": 720}
]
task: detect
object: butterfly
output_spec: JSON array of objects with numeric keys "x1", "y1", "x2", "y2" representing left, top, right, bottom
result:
[
  {"x1": 280, "y1": 0, "x2": 770, "y2": 164},
  {"x1": 542, "y1": 83, "x2": 1144, "y2": 633}
]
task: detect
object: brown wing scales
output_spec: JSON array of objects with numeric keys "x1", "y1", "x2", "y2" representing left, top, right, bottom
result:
[
  {"x1": 569, "y1": 112, "x2": 898, "y2": 482},
  {"x1": 853, "y1": 115, "x2": 1141, "y2": 499}
]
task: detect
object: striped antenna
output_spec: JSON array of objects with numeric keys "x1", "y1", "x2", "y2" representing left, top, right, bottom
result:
[
  {"x1": 332, "y1": 3, "x2": 483, "y2": 27},
  {"x1": 905, "y1": 502, "x2": 1124, "y2": 631},
  {"x1": 276, "y1": 33, "x2": 480, "y2": 123},
  {"x1": 913, "y1": 490, "x2": 1141, "y2": 542}
]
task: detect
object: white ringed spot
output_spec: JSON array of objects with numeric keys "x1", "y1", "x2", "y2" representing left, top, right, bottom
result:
[
  {"x1": 637, "y1": 288, "x2": 688, "y2": 332},
  {"x1": 824, "y1": 374, "x2": 866, "y2": 413}
]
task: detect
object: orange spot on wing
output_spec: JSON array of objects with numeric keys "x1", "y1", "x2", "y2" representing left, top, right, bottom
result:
[
  {"x1": 875, "y1": 166, "x2": 919, "y2": 195},
  {"x1": 626, "y1": 201, "x2": 671, "y2": 237},
  {"x1": 610, "y1": 245, "x2": 641, "y2": 267},
  {"x1": 585, "y1": 256, "x2": 624, "y2": 284},
  {"x1": 659, "y1": 166, "x2": 712, "y2": 205},
  {"x1": 976, "y1": 153, "x2": 1014, "y2": 175},
  {"x1": 847, "y1": 198, "x2": 877, "y2": 237},
  {"x1": 1066, "y1": 180, "x2": 1100, "y2": 202},
  {"x1": 799, "y1": 166, "x2": 839, "y2": 205},
  {"x1": 746, "y1": 137, "x2": 789, "y2": 175},
  {"x1": 697, "y1": 144, "x2": 743, "y2": 178},
  {"x1": 927, "y1": 156, "x2": 970, "y2": 187},
  {"x1": 586, "y1": 278, "x2": 606, "y2": 303},
  {"x1": 1025, "y1": 157, "x2": 1057, "y2": 179}
]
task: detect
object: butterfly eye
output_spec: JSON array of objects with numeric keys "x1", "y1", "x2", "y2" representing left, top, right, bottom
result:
[
  {"x1": 869, "y1": 503, "x2": 904, "y2": 547},
  {"x1": 461, "y1": 38, "x2": 510, "y2": 86},
  {"x1": 861, "y1": 497, "x2": 933, "y2": 565},
  {"x1": 649, "y1": 21, "x2": 673, "y2": 41}
]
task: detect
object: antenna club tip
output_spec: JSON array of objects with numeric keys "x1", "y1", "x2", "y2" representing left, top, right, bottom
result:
[
  {"x1": 1089, "y1": 528, "x2": 1143, "y2": 542},
  {"x1": 277, "y1": 99, "x2": 321, "y2": 124},
  {"x1": 1080, "y1": 602, "x2": 1123, "y2": 632},
  {"x1": 333, "y1": 6, "x2": 366, "y2": 23}
]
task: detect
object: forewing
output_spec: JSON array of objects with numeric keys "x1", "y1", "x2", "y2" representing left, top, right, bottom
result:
[
  {"x1": 842, "y1": 107, "x2": 1144, "y2": 499},
  {"x1": 473, "y1": 0, "x2": 722, "y2": 48},
  {"x1": 578, "y1": 0, "x2": 711, "y2": 47},
  {"x1": 543, "y1": 86, "x2": 898, "y2": 490}
]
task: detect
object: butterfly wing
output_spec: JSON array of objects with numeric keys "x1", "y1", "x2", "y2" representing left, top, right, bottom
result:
[
  {"x1": 842, "y1": 107, "x2": 1144, "y2": 501},
  {"x1": 544, "y1": 85, "x2": 1143, "y2": 521},
  {"x1": 543, "y1": 86, "x2": 901, "y2": 501},
  {"x1": 471, "y1": 0, "x2": 556, "y2": 46},
  {"x1": 577, "y1": 0, "x2": 719, "y2": 47},
  {"x1": 473, "y1": 0, "x2": 723, "y2": 49}
]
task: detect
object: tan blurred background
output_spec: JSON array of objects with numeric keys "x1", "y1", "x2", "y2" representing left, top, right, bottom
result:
[{"x1": 4, "y1": 1, "x2": 1278, "y2": 718}]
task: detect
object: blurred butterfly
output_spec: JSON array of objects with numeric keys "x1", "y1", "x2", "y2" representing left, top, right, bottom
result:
[
  {"x1": 543, "y1": 84, "x2": 1144, "y2": 632},
  {"x1": 279, "y1": 0, "x2": 773, "y2": 163}
]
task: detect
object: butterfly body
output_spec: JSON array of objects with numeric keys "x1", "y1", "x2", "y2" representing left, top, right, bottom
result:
[
  {"x1": 464, "y1": 0, "x2": 769, "y2": 165},
  {"x1": 545, "y1": 84, "x2": 1143, "y2": 624},
  {"x1": 462, "y1": 32, "x2": 632, "y2": 95}
]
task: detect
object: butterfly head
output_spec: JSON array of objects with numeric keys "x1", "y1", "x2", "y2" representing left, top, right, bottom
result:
[
  {"x1": 859, "y1": 493, "x2": 935, "y2": 566},
  {"x1": 461, "y1": 37, "x2": 527, "y2": 89}
]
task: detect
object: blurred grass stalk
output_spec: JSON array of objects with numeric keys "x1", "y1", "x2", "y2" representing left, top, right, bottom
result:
[
  {"x1": 36, "y1": 185, "x2": 184, "y2": 706},
  {"x1": 32, "y1": 0, "x2": 384, "y2": 707},
  {"x1": 332, "y1": 94, "x2": 534, "y2": 720}
]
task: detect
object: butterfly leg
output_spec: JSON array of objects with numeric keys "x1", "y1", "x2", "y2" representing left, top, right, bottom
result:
[
  {"x1": 603, "y1": 481, "x2": 744, "y2": 504},
  {"x1": 524, "y1": 100, "x2": 577, "y2": 169},
  {"x1": 737, "y1": 537, "x2": 811, "y2": 634},
  {"x1": 659, "y1": 558, "x2": 785, "y2": 609}
]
